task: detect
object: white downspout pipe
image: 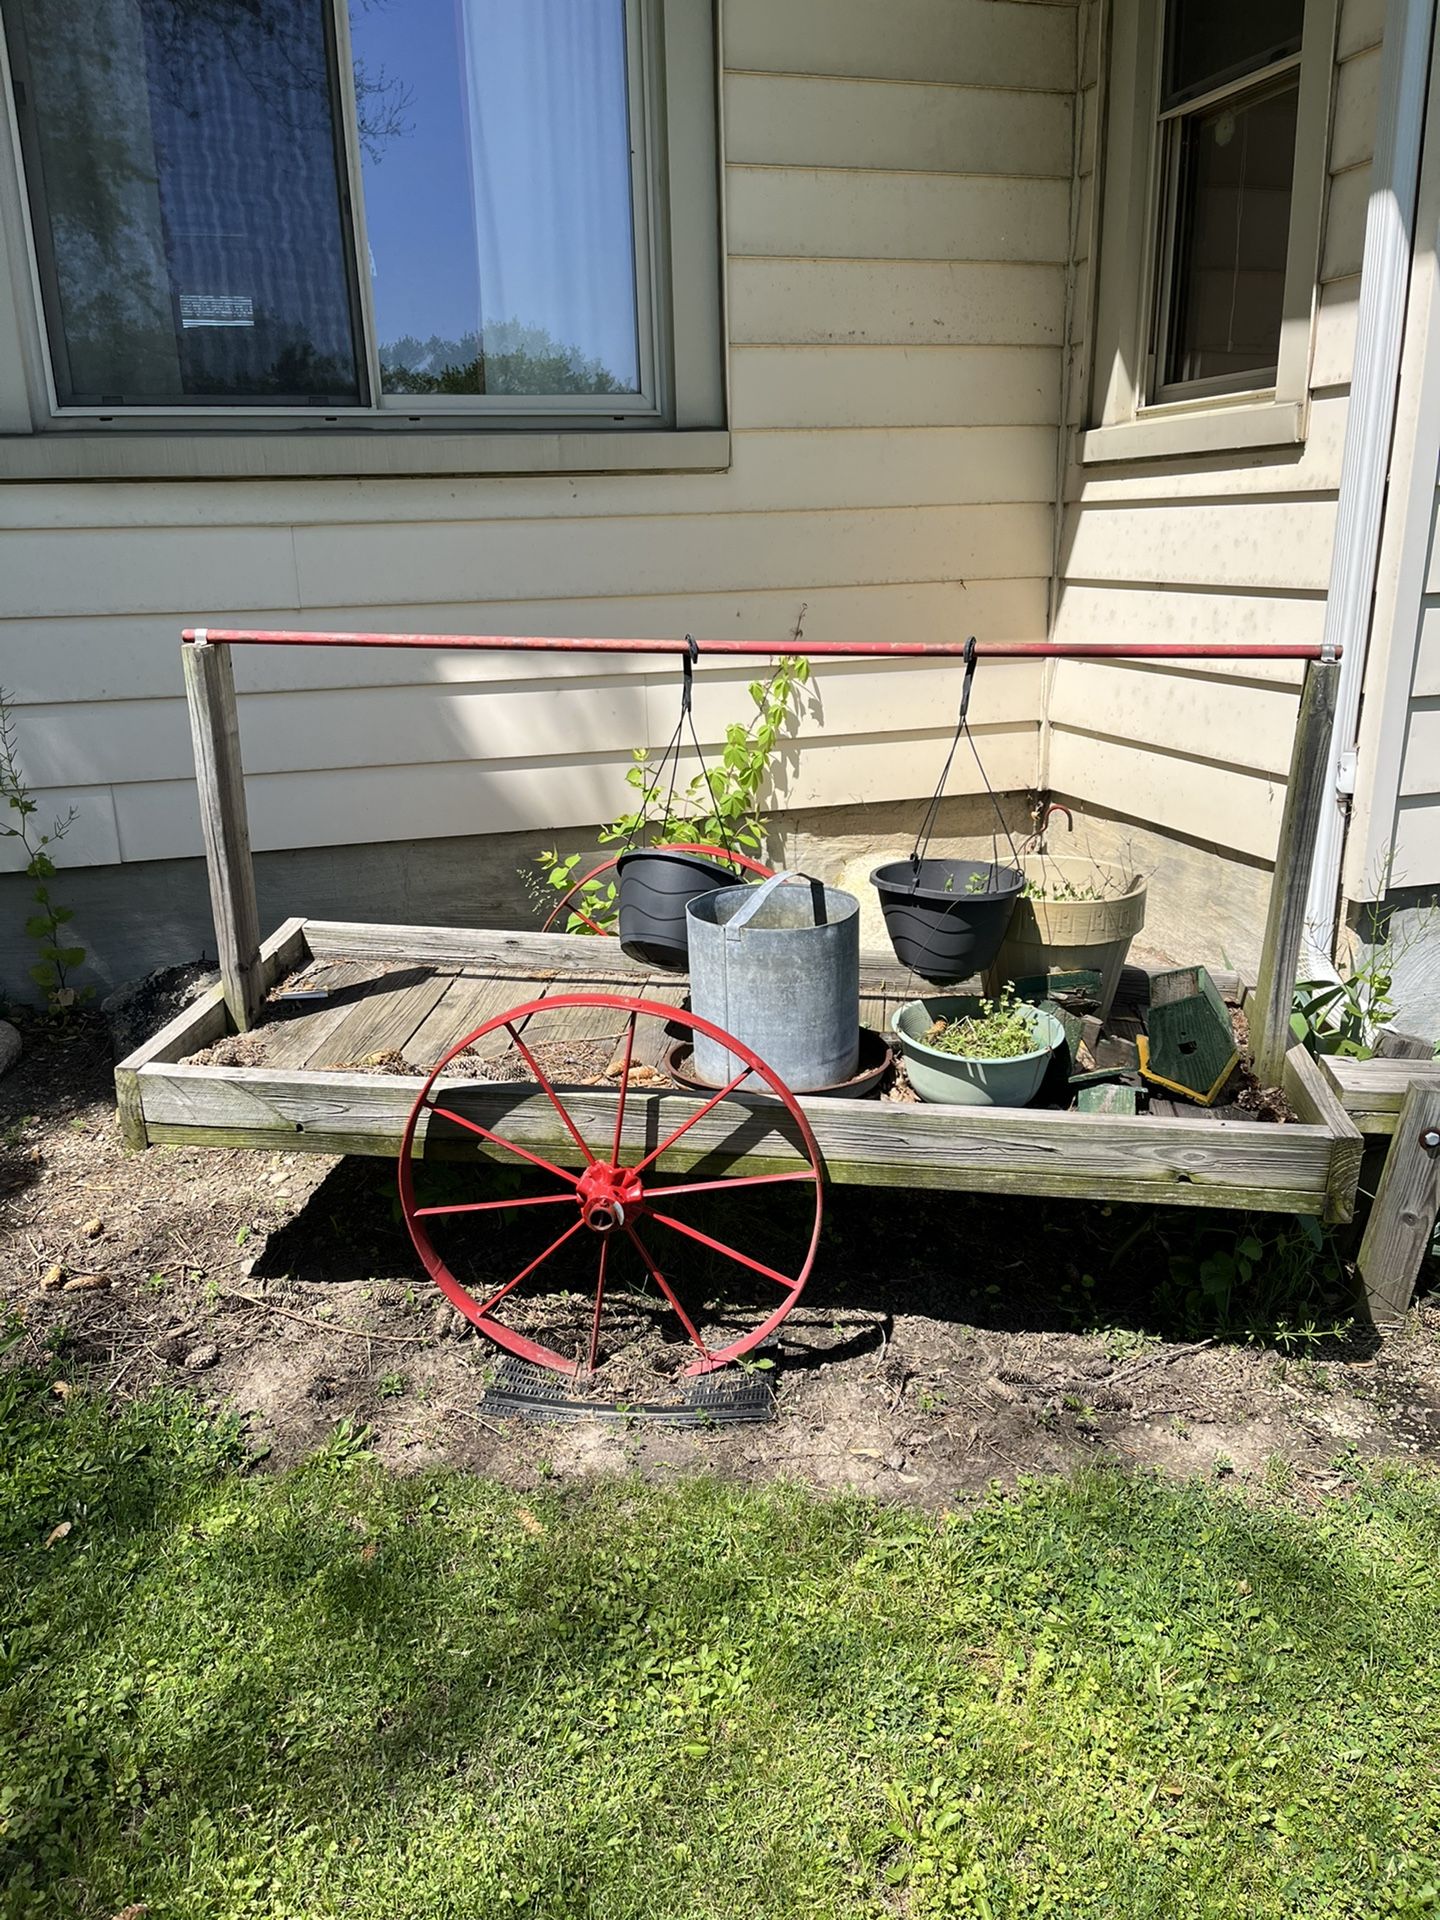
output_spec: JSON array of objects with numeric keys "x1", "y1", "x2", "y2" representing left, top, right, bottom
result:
[{"x1": 1304, "y1": 0, "x2": 1437, "y2": 962}]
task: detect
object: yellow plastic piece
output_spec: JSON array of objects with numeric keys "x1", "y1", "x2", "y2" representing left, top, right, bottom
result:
[{"x1": 1136, "y1": 1033, "x2": 1237, "y2": 1108}]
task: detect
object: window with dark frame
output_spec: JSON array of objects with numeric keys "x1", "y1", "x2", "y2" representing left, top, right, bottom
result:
[
  {"x1": 0, "y1": 0, "x2": 659, "y2": 420},
  {"x1": 1151, "y1": 0, "x2": 1305, "y2": 400}
]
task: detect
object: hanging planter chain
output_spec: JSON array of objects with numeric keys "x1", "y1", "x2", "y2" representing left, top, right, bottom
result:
[
  {"x1": 642, "y1": 636, "x2": 735, "y2": 859},
  {"x1": 908, "y1": 635, "x2": 1021, "y2": 876}
]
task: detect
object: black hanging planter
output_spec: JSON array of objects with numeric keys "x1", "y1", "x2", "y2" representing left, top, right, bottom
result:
[
  {"x1": 871, "y1": 857, "x2": 1023, "y2": 981},
  {"x1": 616, "y1": 848, "x2": 738, "y2": 970},
  {"x1": 871, "y1": 635, "x2": 1026, "y2": 982}
]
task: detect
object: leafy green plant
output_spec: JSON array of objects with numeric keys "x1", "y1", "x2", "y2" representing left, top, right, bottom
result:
[
  {"x1": 1291, "y1": 956, "x2": 1398, "y2": 1061},
  {"x1": 533, "y1": 642, "x2": 811, "y2": 935},
  {"x1": 919, "y1": 989, "x2": 1039, "y2": 1060},
  {"x1": 0, "y1": 688, "x2": 90, "y2": 1013},
  {"x1": 1153, "y1": 1213, "x2": 1352, "y2": 1348}
]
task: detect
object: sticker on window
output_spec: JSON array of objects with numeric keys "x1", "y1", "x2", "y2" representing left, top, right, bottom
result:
[{"x1": 179, "y1": 294, "x2": 255, "y2": 330}]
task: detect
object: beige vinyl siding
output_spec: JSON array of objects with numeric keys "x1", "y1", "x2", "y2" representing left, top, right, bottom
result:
[
  {"x1": 1049, "y1": 0, "x2": 1379, "y2": 876},
  {"x1": 0, "y1": 0, "x2": 1079, "y2": 876}
]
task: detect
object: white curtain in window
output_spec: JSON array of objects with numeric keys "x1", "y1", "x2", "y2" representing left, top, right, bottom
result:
[{"x1": 460, "y1": 0, "x2": 638, "y2": 389}]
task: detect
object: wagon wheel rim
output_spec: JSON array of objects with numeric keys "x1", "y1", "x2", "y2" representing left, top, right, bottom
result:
[
  {"x1": 540, "y1": 844, "x2": 775, "y2": 934},
  {"x1": 397, "y1": 991, "x2": 824, "y2": 1377}
]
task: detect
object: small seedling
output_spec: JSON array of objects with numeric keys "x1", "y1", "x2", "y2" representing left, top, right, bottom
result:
[
  {"x1": 921, "y1": 989, "x2": 1039, "y2": 1060},
  {"x1": 1, "y1": 686, "x2": 91, "y2": 1014}
]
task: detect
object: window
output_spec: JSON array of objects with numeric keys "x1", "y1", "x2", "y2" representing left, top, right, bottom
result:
[
  {"x1": 1080, "y1": 0, "x2": 1335, "y2": 464},
  {"x1": 0, "y1": 0, "x2": 724, "y2": 474},
  {"x1": 1151, "y1": 1, "x2": 1303, "y2": 400}
]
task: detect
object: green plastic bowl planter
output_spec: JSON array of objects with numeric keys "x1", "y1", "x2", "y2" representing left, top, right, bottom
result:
[{"x1": 893, "y1": 995, "x2": 1066, "y2": 1107}]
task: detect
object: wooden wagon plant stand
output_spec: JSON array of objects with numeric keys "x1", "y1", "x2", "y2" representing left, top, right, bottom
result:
[{"x1": 110, "y1": 627, "x2": 1432, "y2": 1373}]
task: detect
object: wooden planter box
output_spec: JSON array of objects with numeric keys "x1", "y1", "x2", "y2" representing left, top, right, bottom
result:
[{"x1": 116, "y1": 918, "x2": 1363, "y2": 1223}]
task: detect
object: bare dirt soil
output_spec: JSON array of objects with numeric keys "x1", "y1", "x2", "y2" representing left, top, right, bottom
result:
[{"x1": 4, "y1": 1012, "x2": 1439, "y2": 1505}]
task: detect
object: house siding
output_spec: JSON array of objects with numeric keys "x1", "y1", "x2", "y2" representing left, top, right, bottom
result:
[
  {"x1": 1050, "y1": 0, "x2": 1380, "y2": 900},
  {"x1": 0, "y1": 0, "x2": 1081, "y2": 899}
]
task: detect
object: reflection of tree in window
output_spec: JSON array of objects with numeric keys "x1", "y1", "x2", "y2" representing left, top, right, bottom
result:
[
  {"x1": 3, "y1": 0, "x2": 364, "y2": 403},
  {"x1": 379, "y1": 325, "x2": 625, "y2": 398},
  {"x1": 144, "y1": 0, "x2": 412, "y2": 159}
]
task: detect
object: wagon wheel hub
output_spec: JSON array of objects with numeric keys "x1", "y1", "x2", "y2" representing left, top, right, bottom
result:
[
  {"x1": 396, "y1": 992, "x2": 825, "y2": 1378},
  {"x1": 577, "y1": 1161, "x2": 645, "y2": 1234}
]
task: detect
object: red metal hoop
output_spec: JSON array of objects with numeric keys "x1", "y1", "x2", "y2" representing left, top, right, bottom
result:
[
  {"x1": 540, "y1": 842, "x2": 775, "y2": 935},
  {"x1": 397, "y1": 991, "x2": 824, "y2": 1376}
]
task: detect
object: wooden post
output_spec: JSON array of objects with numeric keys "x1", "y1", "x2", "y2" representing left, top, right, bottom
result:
[
  {"x1": 1357, "y1": 1082, "x2": 1440, "y2": 1327},
  {"x1": 182, "y1": 637, "x2": 263, "y2": 1031},
  {"x1": 1250, "y1": 655, "x2": 1340, "y2": 1085}
]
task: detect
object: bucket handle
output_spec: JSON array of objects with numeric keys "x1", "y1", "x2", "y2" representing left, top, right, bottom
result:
[{"x1": 724, "y1": 869, "x2": 827, "y2": 936}]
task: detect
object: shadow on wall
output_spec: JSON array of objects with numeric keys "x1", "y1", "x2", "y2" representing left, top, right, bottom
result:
[{"x1": 0, "y1": 790, "x2": 1281, "y2": 1003}]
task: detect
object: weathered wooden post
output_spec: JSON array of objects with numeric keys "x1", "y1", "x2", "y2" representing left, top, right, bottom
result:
[
  {"x1": 1250, "y1": 654, "x2": 1341, "y2": 1085},
  {"x1": 1357, "y1": 1083, "x2": 1440, "y2": 1327},
  {"x1": 182, "y1": 633, "x2": 263, "y2": 1031}
]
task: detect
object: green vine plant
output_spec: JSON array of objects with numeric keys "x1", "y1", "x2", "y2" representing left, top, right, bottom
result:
[
  {"x1": 1290, "y1": 865, "x2": 1440, "y2": 1061},
  {"x1": 0, "y1": 687, "x2": 91, "y2": 1014},
  {"x1": 532, "y1": 624, "x2": 812, "y2": 935}
]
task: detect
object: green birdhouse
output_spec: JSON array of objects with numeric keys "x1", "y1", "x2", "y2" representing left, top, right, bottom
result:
[{"x1": 1138, "y1": 966, "x2": 1238, "y2": 1106}]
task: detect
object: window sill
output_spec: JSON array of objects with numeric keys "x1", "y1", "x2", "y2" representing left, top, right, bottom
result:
[
  {"x1": 1076, "y1": 401, "x2": 1305, "y2": 466},
  {"x1": 0, "y1": 427, "x2": 731, "y2": 483}
]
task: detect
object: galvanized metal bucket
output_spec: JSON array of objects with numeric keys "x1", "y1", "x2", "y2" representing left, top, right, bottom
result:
[{"x1": 686, "y1": 872, "x2": 861, "y2": 1093}]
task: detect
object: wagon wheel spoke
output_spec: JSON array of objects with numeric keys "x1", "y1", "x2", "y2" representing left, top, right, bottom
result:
[
  {"x1": 629, "y1": 1066, "x2": 751, "y2": 1177},
  {"x1": 425, "y1": 1101, "x2": 580, "y2": 1187},
  {"x1": 400, "y1": 991, "x2": 823, "y2": 1383},
  {"x1": 586, "y1": 1237, "x2": 611, "y2": 1374},
  {"x1": 609, "y1": 1009, "x2": 639, "y2": 1165},
  {"x1": 625, "y1": 1223, "x2": 711, "y2": 1359},
  {"x1": 505, "y1": 1021, "x2": 597, "y2": 1164},
  {"x1": 474, "y1": 1216, "x2": 588, "y2": 1320},
  {"x1": 414, "y1": 1191, "x2": 576, "y2": 1220},
  {"x1": 642, "y1": 1169, "x2": 817, "y2": 1202},
  {"x1": 647, "y1": 1209, "x2": 796, "y2": 1291}
]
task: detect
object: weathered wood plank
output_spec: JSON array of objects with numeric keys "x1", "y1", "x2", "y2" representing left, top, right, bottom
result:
[
  {"x1": 1373, "y1": 1028, "x2": 1436, "y2": 1060},
  {"x1": 260, "y1": 959, "x2": 394, "y2": 1070},
  {"x1": 303, "y1": 919, "x2": 915, "y2": 991},
  {"x1": 134, "y1": 1062, "x2": 1337, "y2": 1211},
  {"x1": 1320, "y1": 1054, "x2": 1440, "y2": 1134},
  {"x1": 183, "y1": 639, "x2": 264, "y2": 1031},
  {"x1": 112, "y1": 917, "x2": 309, "y2": 1148},
  {"x1": 1251, "y1": 657, "x2": 1341, "y2": 1082},
  {"x1": 1281, "y1": 1045, "x2": 1364, "y2": 1223},
  {"x1": 403, "y1": 974, "x2": 541, "y2": 1067},
  {"x1": 307, "y1": 968, "x2": 451, "y2": 1068},
  {"x1": 614, "y1": 979, "x2": 691, "y2": 1074},
  {"x1": 302, "y1": 920, "x2": 647, "y2": 976},
  {"x1": 1356, "y1": 1083, "x2": 1440, "y2": 1327},
  {"x1": 1078, "y1": 1085, "x2": 1138, "y2": 1115}
]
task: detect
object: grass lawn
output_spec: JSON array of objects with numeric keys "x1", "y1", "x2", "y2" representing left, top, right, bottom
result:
[{"x1": 3, "y1": 1357, "x2": 1440, "y2": 1919}]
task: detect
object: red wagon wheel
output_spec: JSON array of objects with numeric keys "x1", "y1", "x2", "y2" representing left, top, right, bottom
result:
[
  {"x1": 397, "y1": 992, "x2": 823, "y2": 1377},
  {"x1": 541, "y1": 842, "x2": 775, "y2": 936}
]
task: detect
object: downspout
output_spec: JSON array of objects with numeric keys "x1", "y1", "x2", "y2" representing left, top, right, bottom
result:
[{"x1": 1304, "y1": 0, "x2": 1437, "y2": 959}]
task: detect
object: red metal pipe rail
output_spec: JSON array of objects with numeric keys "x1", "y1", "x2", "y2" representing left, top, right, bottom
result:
[{"x1": 182, "y1": 627, "x2": 1337, "y2": 662}]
